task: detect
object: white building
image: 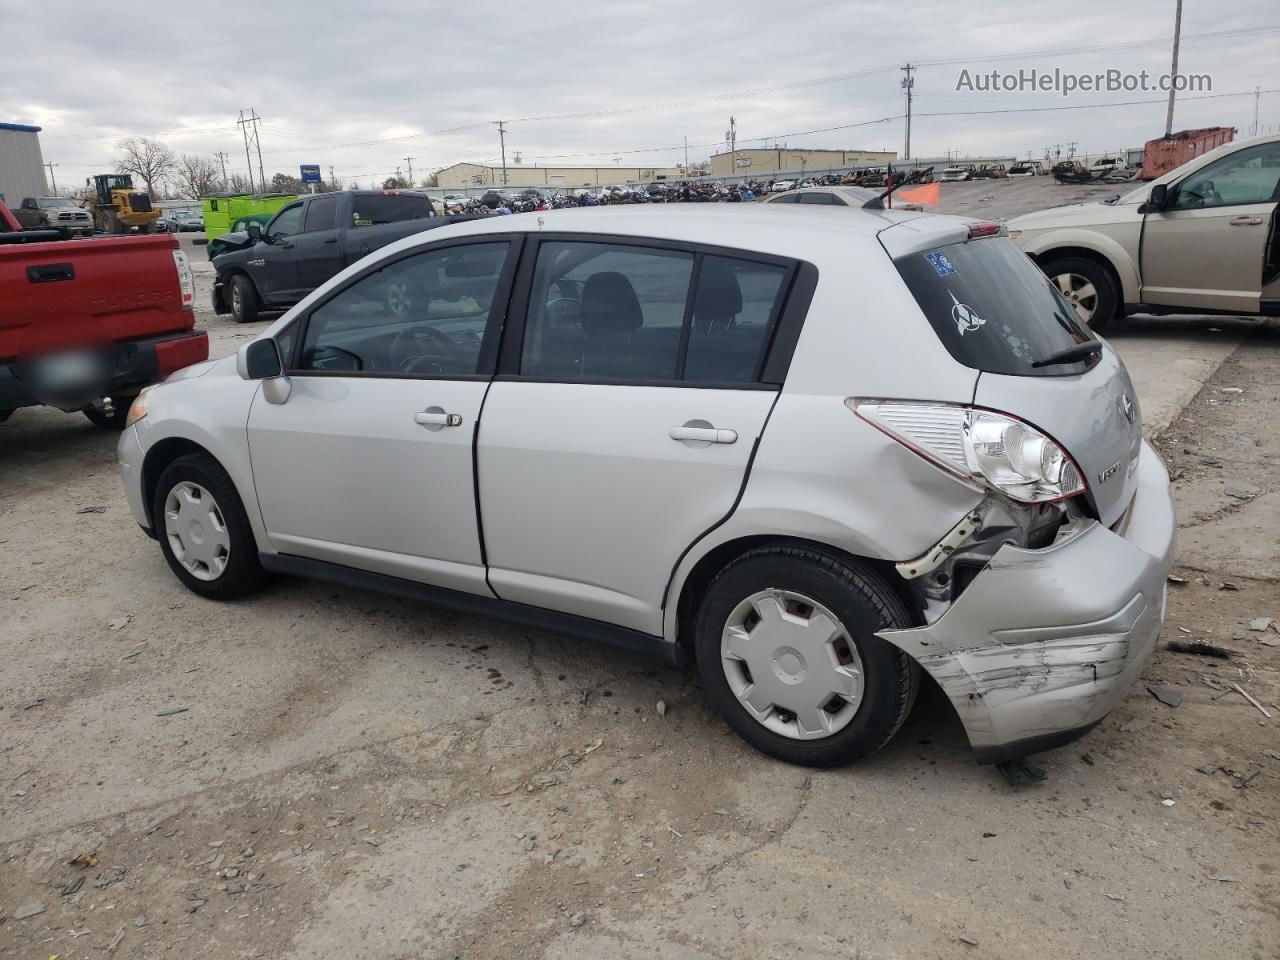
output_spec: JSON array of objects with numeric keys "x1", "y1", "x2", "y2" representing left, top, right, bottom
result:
[{"x1": 0, "y1": 122, "x2": 47, "y2": 207}]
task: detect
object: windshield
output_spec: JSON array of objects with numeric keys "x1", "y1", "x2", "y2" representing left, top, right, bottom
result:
[
  {"x1": 895, "y1": 236, "x2": 1098, "y2": 377},
  {"x1": 42, "y1": 197, "x2": 75, "y2": 207}
]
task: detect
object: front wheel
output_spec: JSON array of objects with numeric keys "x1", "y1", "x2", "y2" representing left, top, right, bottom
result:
[
  {"x1": 153, "y1": 452, "x2": 269, "y2": 600},
  {"x1": 694, "y1": 546, "x2": 919, "y2": 768},
  {"x1": 229, "y1": 274, "x2": 260, "y2": 324},
  {"x1": 1042, "y1": 256, "x2": 1118, "y2": 332}
]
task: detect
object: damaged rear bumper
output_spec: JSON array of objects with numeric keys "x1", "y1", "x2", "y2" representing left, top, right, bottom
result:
[{"x1": 880, "y1": 439, "x2": 1175, "y2": 763}]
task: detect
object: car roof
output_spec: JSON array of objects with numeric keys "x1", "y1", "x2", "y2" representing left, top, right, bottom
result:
[{"x1": 381, "y1": 204, "x2": 968, "y2": 264}]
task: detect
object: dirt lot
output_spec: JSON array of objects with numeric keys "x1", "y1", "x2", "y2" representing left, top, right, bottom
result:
[{"x1": 3, "y1": 211, "x2": 1279, "y2": 959}]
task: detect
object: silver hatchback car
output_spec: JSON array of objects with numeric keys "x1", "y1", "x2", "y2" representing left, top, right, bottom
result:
[{"x1": 118, "y1": 205, "x2": 1175, "y2": 767}]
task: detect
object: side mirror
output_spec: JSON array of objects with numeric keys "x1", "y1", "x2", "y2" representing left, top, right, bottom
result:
[
  {"x1": 246, "y1": 221, "x2": 263, "y2": 241},
  {"x1": 237, "y1": 339, "x2": 291, "y2": 404},
  {"x1": 1139, "y1": 183, "x2": 1168, "y2": 214},
  {"x1": 237, "y1": 339, "x2": 282, "y2": 380}
]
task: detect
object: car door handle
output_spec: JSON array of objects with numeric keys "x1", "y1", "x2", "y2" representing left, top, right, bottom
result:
[
  {"x1": 281, "y1": 241, "x2": 295, "y2": 249},
  {"x1": 1229, "y1": 216, "x2": 1264, "y2": 226},
  {"x1": 414, "y1": 411, "x2": 463, "y2": 427},
  {"x1": 323, "y1": 237, "x2": 338, "y2": 244},
  {"x1": 669, "y1": 425, "x2": 737, "y2": 444}
]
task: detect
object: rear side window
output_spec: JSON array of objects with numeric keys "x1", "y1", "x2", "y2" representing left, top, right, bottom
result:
[
  {"x1": 522, "y1": 243, "x2": 693, "y2": 380},
  {"x1": 352, "y1": 194, "x2": 433, "y2": 226},
  {"x1": 302, "y1": 194, "x2": 337, "y2": 232},
  {"x1": 894, "y1": 237, "x2": 1096, "y2": 377},
  {"x1": 519, "y1": 242, "x2": 791, "y2": 385},
  {"x1": 684, "y1": 257, "x2": 787, "y2": 382}
]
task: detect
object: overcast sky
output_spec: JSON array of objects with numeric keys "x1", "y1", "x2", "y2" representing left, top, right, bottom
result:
[{"x1": 3, "y1": 0, "x2": 1277, "y2": 191}]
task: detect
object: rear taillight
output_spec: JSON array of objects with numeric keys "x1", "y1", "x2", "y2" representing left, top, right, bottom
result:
[
  {"x1": 850, "y1": 400, "x2": 1085, "y2": 504},
  {"x1": 172, "y1": 249, "x2": 193, "y2": 310},
  {"x1": 966, "y1": 222, "x2": 1002, "y2": 239}
]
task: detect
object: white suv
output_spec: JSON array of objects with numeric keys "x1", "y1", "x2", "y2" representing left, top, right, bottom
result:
[{"x1": 119, "y1": 205, "x2": 1175, "y2": 767}]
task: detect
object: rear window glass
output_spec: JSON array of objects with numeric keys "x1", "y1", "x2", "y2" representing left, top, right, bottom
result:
[
  {"x1": 894, "y1": 237, "x2": 1096, "y2": 377},
  {"x1": 352, "y1": 194, "x2": 433, "y2": 227}
]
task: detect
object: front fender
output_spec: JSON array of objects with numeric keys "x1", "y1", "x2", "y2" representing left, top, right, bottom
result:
[
  {"x1": 132, "y1": 364, "x2": 271, "y2": 554},
  {"x1": 1020, "y1": 229, "x2": 1140, "y2": 303}
]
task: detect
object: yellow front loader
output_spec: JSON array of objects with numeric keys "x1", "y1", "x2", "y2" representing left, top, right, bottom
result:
[{"x1": 88, "y1": 174, "x2": 161, "y2": 234}]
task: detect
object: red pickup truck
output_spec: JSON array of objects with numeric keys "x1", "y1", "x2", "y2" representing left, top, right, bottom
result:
[{"x1": 1, "y1": 200, "x2": 208, "y2": 427}]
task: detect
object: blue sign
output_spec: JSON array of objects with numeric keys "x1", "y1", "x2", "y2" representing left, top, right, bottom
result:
[
  {"x1": 924, "y1": 251, "x2": 956, "y2": 277},
  {"x1": 299, "y1": 164, "x2": 322, "y2": 184}
]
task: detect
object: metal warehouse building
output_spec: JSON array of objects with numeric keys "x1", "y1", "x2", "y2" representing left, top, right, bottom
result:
[
  {"x1": 0, "y1": 122, "x2": 47, "y2": 206},
  {"x1": 708, "y1": 148, "x2": 897, "y2": 178},
  {"x1": 436, "y1": 162, "x2": 685, "y2": 189}
]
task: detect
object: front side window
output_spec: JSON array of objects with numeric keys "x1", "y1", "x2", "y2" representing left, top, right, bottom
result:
[
  {"x1": 1172, "y1": 142, "x2": 1280, "y2": 210},
  {"x1": 267, "y1": 204, "x2": 303, "y2": 239},
  {"x1": 297, "y1": 242, "x2": 510, "y2": 376}
]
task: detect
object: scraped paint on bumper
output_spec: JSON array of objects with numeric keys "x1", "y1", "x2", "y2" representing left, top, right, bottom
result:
[{"x1": 880, "y1": 439, "x2": 1175, "y2": 762}]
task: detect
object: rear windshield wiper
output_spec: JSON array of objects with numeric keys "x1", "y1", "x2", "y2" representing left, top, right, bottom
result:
[{"x1": 1030, "y1": 340, "x2": 1103, "y2": 368}]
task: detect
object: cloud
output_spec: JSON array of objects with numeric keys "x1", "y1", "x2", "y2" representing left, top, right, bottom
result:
[{"x1": 5, "y1": 0, "x2": 1275, "y2": 189}]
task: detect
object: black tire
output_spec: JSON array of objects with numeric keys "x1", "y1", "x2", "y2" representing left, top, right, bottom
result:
[
  {"x1": 229, "y1": 273, "x2": 260, "y2": 324},
  {"x1": 694, "y1": 545, "x2": 919, "y2": 768},
  {"x1": 1041, "y1": 255, "x2": 1118, "y2": 332},
  {"x1": 82, "y1": 396, "x2": 131, "y2": 430},
  {"x1": 152, "y1": 452, "x2": 270, "y2": 600}
]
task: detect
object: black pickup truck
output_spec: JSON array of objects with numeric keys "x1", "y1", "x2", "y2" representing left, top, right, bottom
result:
[{"x1": 212, "y1": 190, "x2": 483, "y2": 322}]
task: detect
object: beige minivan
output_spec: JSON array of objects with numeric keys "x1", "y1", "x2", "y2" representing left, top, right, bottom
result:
[{"x1": 1007, "y1": 133, "x2": 1280, "y2": 329}]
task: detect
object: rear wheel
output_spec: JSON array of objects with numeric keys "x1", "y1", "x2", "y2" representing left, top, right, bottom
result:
[
  {"x1": 1042, "y1": 256, "x2": 1118, "y2": 332},
  {"x1": 153, "y1": 452, "x2": 269, "y2": 600},
  {"x1": 229, "y1": 274, "x2": 260, "y2": 324},
  {"x1": 694, "y1": 546, "x2": 919, "y2": 767}
]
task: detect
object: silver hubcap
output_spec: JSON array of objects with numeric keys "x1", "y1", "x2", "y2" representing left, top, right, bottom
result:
[
  {"x1": 720, "y1": 589, "x2": 865, "y2": 740},
  {"x1": 1053, "y1": 272, "x2": 1098, "y2": 326},
  {"x1": 163, "y1": 482, "x2": 230, "y2": 581},
  {"x1": 387, "y1": 281, "x2": 411, "y2": 317}
]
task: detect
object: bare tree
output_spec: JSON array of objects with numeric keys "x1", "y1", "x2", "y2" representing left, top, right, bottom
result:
[
  {"x1": 382, "y1": 174, "x2": 411, "y2": 189},
  {"x1": 226, "y1": 173, "x2": 254, "y2": 194},
  {"x1": 174, "y1": 154, "x2": 222, "y2": 199},
  {"x1": 115, "y1": 137, "x2": 176, "y2": 196}
]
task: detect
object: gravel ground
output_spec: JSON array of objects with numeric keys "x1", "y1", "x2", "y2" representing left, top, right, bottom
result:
[{"x1": 2, "y1": 192, "x2": 1278, "y2": 958}]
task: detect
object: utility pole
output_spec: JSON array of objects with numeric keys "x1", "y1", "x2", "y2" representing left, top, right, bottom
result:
[
  {"x1": 495, "y1": 121, "x2": 508, "y2": 186},
  {"x1": 725, "y1": 116, "x2": 737, "y2": 175},
  {"x1": 1253, "y1": 86, "x2": 1262, "y2": 136},
  {"x1": 1067, "y1": 141, "x2": 1078, "y2": 158},
  {"x1": 900, "y1": 63, "x2": 915, "y2": 161},
  {"x1": 44, "y1": 161, "x2": 59, "y2": 193},
  {"x1": 215, "y1": 151, "x2": 229, "y2": 189},
  {"x1": 404, "y1": 157, "x2": 415, "y2": 186},
  {"x1": 684, "y1": 136, "x2": 689, "y2": 175},
  {"x1": 329, "y1": 165, "x2": 336, "y2": 189},
  {"x1": 237, "y1": 109, "x2": 265, "y2": 193},
  {"x1": 1164, "y1": 0, "x2": 1183, "y2": 136}
]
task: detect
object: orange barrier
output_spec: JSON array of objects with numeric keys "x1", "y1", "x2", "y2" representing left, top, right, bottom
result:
[{"x1": 896, "y1": 182, "x2": 940, "y2": 207}]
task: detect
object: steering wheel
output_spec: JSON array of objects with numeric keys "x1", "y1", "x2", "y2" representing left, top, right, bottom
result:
[
  {"x1": 544, "y1": 297, "x2": 583, "y2": 329},
  {"x1": 390, "y1": 327, "x2": 460, "y2": 374}
]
